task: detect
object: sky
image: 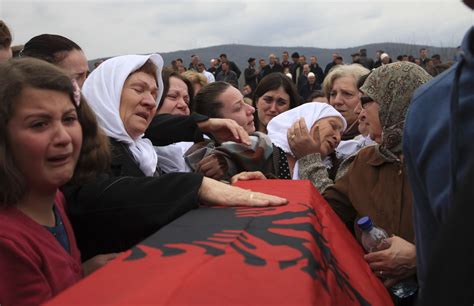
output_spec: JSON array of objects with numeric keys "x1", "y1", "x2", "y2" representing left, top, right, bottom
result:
[{"x1": 1, "y1": 0, "x2": 473, "y2": 59}]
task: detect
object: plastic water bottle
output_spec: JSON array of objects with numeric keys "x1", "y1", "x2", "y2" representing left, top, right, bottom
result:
[{"x1": 357, "y1": 216, "x2": 418, "y2": 299}]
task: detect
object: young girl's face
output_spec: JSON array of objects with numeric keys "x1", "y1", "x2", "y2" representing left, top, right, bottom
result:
[{"x1": 7, "y1": 87, "x2": 83, "y2": 192}]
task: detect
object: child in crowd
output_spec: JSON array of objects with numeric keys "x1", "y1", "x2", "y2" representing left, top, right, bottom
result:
[{"x1": 0, "y1": 58, "x2": 111, "y2": 306}]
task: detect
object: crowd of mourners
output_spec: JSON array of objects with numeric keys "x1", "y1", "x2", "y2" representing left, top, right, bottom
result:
[{"x1": 1, "y1": 14, "x2": 473, "y2": 306}]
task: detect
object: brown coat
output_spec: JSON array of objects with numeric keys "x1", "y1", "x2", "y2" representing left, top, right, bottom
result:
[{"x1": 323, "y1": 146, "x2": 414, "y2": 243}]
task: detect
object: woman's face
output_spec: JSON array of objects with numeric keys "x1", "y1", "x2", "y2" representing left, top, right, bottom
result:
[
  {"x1": 57, "y1": 49, "x2": 89, "y2": 88},
  {"x1": 219, "y1": 86, "x2": 256, "y2": 134},
  {"x1": 158, "y1": 76, "x2": 190, "y2": 116},
  {"x1": 310, "y1": 116, "x2": 344, "y2": 157},
  {"x1": 120, "y1": 71, "x2": 158, "y2": 139},
  {"x1": 256, "y1": 86, "x2": 290, "y2": 128},
  {"x1": 354, "y1": 99, "x2": 369, "y2": 136},
  {"x1": 7, "y1": 87, "x2": 82, "y2": 191},
  {"x1": 329, "y1": 76, "x2": 360, "y2": 126},
  {"x1": 363, "y1": 101, "x2": 382, "y2": 143}
]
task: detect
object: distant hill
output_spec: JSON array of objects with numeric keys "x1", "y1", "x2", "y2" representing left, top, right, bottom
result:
[{"x1": 89, "y1": 43, "x2": 457, "y2": 83}]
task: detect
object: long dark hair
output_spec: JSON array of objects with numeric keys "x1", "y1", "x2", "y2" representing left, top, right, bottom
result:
[
  {"x1": 0, "y1": 58, "x2": 110, "y2": 206},
  {"x1": 193, "y1": 81, "x2": 232, "y2": 118},
  {"x1": 252, "y1": 73, "x2": 300, "y2": 130},
  {"x1": 159, "y1": 68, "x2": 194, "y2": 111}
]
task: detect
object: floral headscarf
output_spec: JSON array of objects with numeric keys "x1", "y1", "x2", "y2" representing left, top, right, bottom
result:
[{"x1": 360, "y1": 62, "x2": 432, "y2": 161}]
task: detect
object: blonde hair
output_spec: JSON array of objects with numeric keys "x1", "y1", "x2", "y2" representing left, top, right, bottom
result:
[
  {"x1": 322, "y1": 64, "x2": 370, "y2": 99},
  {"x1": 182, "y1": 70, "x2": 208, "y2": 87}
]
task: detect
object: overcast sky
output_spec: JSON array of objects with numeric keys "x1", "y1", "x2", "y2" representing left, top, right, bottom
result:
[{"x1": 2, "y1": 0, "x2": 473, "y2": 59}]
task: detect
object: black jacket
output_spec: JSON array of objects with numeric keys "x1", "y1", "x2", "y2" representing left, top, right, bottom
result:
[
  {"x1": 64, "y1": 114, "x2": 206, "y2": 260},
  {"x1": 244, "y1": 66, "x2": 258, "y2": 90},
  {"x1": 262, "y1": 64, "x2": 284, "y2": 78},
  {"x1": 309, "y1": 64, "x2": 324, "y2": 85}
]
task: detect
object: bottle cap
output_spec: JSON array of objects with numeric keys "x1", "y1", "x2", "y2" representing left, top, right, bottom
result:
[{"x1": 357, "y1": 216, "x2": 373, "y2": 231}]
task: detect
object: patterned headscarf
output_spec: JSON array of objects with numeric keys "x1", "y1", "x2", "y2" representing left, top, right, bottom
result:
[{"x1": 360, "y1": 62, "x2": 432, "y2": 161}]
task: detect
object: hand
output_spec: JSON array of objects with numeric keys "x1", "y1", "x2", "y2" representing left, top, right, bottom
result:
[
  {"x1": 197, "y1": 154, "x2": 228, "y2": 181},
  {"x1": 287, "y1": 118, "x2": 321, "y2": 159},
  {"x1": 82, "y1": 253, "x2": 120, "y2": 276},
  {"x1": 198, "y1": 177, "x2": 288, "y2": 207},
  {"x1": 197, "y1": 118, "x2": 251, "y2": 145},
  {"x1": 364, "y1": 236, "x2": 416, "y2": 287},
  {"x1": 230, "y1": 171, "x2": 267, "y2": 184}
]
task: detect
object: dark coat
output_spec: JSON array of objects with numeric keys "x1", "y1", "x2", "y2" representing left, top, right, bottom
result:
[
  {"x1": 216, "y1": 70, "x2": 239, "y2": 87},
  {"x1": 262, "y1": 64, "x2": 284, "y2": 78},
  {"x1": 309, "y1": 64, "x2": 324, "y2": 85},
  {"x1": 244, "y1": 66, "x2": 258, "y2": 90},
  {"x1": 228, "y1": 61, "x2": 241, "y2": 78},
  {"x1": 64, "y1": 115, "x2": 206, "y2": 261}
]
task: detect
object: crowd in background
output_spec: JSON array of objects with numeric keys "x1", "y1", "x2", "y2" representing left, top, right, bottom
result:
[{"x1": 157, "y1": 47, "x2": 454, "y2": 105}]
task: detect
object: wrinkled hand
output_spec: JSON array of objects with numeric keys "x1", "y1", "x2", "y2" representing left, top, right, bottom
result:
[
  {"x1": 197, "y1": 118, "x2": 251, "y2": 145},
  {"x1": 230, "y1": 171, "x2": 267, "y2": 184},
  {"x1": 287, "y1": 118, "x2": 321, "y2": 159},
  {"x1": 198, "y1": 177, "x2": 288, "y2": 207},
  {"x1": 364, "y1": 236, "x2": 416, "y2": 287},
  {"x1": 82, "y1": 253, "x2": 120, "y2": 276},
  {"x1": 197, "y1": 153, "x2": 228, "y2": 181}
]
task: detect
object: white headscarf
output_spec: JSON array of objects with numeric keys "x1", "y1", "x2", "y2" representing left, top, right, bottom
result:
[
  {"x1": 82, "y1": 54, "x2": 164, "y2": 176},
  {"x1": 267, "y1": 102, "x2": 347, "y2": 179}
]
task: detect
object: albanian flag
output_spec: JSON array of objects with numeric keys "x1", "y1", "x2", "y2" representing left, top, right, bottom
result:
[{"x1": 46, "y1": 180, "x2": 392, "y2": 306}]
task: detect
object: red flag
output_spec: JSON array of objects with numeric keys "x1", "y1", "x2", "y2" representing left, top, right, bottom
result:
[{"x1": 46, "y1": 180, "x2": 392, "y2": 306}]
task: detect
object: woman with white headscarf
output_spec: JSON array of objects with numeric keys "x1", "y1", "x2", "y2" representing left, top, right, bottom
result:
[
  {"x1": 267, "y1": 102, "x2": 347, "y2": 189},
  {"x1": 63, "y1": 54, "x2": 287, "y2": 261}
]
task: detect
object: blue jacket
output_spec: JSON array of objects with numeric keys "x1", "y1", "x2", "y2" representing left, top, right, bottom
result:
[{"x1": 403, "y1": 27, "x2": 474, "y2": 296}]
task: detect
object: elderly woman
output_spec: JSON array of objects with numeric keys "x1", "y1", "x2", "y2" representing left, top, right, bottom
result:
[
  {"x1": 64, "y1": 54, "x2": 287, "y2": 261},
  {"x1": 322, "y1": 64, "x2": 370, "y2": 140},
  {"x1": 252, "y1": 72, "x2": 300, "y2": 134},
  {"x1": 267, "y1": 102, "x2": 346, "y2": 181},
  {"x1": 290, "y1": 73, "x2": 377, "y2": 193},
  {"x1": 322, "y1": 62, "x2": 432, "y2": 298}
]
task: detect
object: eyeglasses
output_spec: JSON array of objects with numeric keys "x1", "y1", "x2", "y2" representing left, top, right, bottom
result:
[{"x1": 360, "y1": 96, "x2": 374, "y2": 109}]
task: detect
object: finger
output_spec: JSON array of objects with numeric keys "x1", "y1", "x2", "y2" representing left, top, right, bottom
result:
[
  {"x1": 287, "y1": 126, "x2": 295, "y2": 142},
  {"x1": 245, "y1": 171, "x2": 267, "y2": 180},
  {"x1": 234, "y1": 125, "x2": 251, "y2": 145},
  {"x1": 364, "y1": 250, "x2": 387, "y2": 263},
  {"x1": 368, "y1": 262, "x2": 390, "y2": 271},
  {"x1": 226, "y1": 122, "x2": 241, "y2": 142},
  {"x1": 311, "y1": 125, "x2": 320, "y2": 143},
  {"x1": 300, "y1": 119, "x2": 311, "y2": 138},
  {"x1": 250, "y1": 192, "x2": 288, "y2": 206},
  {"x1": 236, "y1": 171, "x2": 266, "y2": 182},
  {"x1": 299, "y1": 118, "x2": 309, "y2": 132},
  {"x1": 293, "y1": 119, "x2": 302, "y2": 138}
]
